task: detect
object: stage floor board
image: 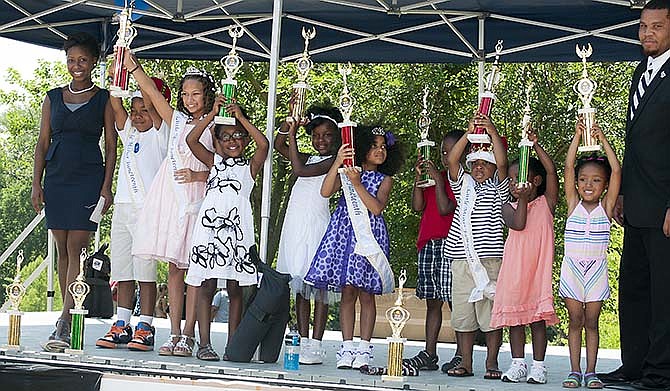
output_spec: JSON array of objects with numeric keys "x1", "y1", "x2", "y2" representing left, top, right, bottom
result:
[{"x1": 0, "y1": 312, "x2": 621, "y2": 390}]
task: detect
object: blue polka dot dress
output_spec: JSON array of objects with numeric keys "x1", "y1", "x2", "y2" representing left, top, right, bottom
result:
[{"x1": 304, "y1": 170, "x2": 390, "y2": 296}]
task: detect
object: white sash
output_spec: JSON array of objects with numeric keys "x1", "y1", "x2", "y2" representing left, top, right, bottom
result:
[
  {"x1": 123, "y1": 128, "x2": 145, "y2": 204},
  {"x1": 168, "y1": 113, "x2": 200, "y2": 220},
  {"x1": 460, "y1": 174, "x2": 496, "y2": 302},
  {"x1": 340, "y1": 173, "x2": 394, "y2": 294}
]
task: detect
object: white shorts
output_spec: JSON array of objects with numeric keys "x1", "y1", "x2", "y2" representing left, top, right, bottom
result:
[{"x1": 111, "y1": 203, "x2": 157, "y2": 282}]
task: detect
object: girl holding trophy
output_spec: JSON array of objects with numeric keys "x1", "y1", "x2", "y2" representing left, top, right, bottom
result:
[
  {"x1": 122, "y1": 50, "x2": 215, "y2": 358},
  {"x1": 275, "y1": 103, "x2": 343, "y2": 365},
  {"x1": 490, "y1": 130, "x2": 560, "y2": 384},
  {"x1": 304, "y1": 125, "x2": 404, "y2": 370},
  {"x1": 560, "y1": 118, "x2": 620, "y2": 389}
]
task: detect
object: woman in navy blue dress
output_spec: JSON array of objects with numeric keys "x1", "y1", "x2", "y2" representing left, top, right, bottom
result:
[{"x1": 31, "y1": 32, "x2": 116, "y2": 352}]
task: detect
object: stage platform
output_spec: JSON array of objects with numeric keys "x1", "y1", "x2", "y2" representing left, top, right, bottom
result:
[{"x1": 0, "y1": 312, "x2": 622, "y2": 390}]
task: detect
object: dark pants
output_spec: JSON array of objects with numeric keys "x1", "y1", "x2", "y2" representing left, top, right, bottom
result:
[{"x1": 619, "y1": 224, "x2": 670, "y2": 382}]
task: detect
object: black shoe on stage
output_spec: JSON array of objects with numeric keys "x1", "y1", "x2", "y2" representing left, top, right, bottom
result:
[{"x1": 599, "y1": 366, "x2": 639, "y2": 384}]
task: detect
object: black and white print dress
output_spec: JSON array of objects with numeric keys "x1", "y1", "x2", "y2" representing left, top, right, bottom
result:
[{"x1": 185, "y1": 155, "x2": 257, "y2": 287}]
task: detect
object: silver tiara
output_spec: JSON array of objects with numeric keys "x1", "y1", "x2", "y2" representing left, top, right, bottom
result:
[
  {"x1": 371, "y1": 126, "x2": 386, "y2": 136},
  {"x1": 309, "y1": 113, "x2": 337, "y2": 125},
  {"x1": 183, "y1": 67, "x2": 208, "y2": 77}
]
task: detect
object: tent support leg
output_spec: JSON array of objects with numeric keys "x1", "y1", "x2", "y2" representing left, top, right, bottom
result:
[{"x1": 259, "y1": 0, "x2": 283, "y2": 263}]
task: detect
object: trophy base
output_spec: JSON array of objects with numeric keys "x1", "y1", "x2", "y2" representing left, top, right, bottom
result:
[
  {"x1": 110, "y1": 88, "x2": 132, "y2": 99},
  {"x1": 518, "y1": 139, "x2": 534, "y2": 148},
  {"x1": 2, "y1": 344, "x2": 22, "y2": 351},
  {"x1": 64, "y1": 348, "x2": 85, "y2": 355},
  {"x1": 416, "y1": 179, "x2": 436, "y2": 188},
  {"x1": 381, "y1": 375, "x2": 406, "y2": 383},
  {"x1": 416, "y1": 140, "x2": 435, "y2": 148},
  {"x1": 285, "y1": 116, "x2": 305, "y2": 124},
  {"x1": 214, "y1": 116, "x2": 236, "y2": 126},
  {"x1": 338, "y1": 166, "x2": 361, "y2": 174},
  {"x1": 578, "y1": 144, "x2": 602, "y2": 153},
  {"x1": 516, "y1": 181, "x2": 531, "y2": 190},
  {"x1": 467, "y1": 133, "x2": 491, "y2": 144}
]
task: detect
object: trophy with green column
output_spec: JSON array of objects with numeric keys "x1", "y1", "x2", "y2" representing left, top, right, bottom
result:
[
  {"x1": 65, "y1": 248, "x2": 90, "y2": 355},
  {"x1": 416, "y1": 87, "x2": 435, "y2": 188},
  {"x1": 382, "y1": 270, "x2": 411, "y2": 382},
  {"x1": 517, "y1": 83, "x2": 534, "y2": 188},
  {"x1": 215, "y1": 26, "x2": 244, "y2": 126},
  {"x1": 4, "y1": 250, "x2": 26, "y2": 350},
  {"x1": 287, "y1": 26, "x2": 316, "y2": 123},
  {"x1": 574, "y1": 43, "x2": 602, "y2": 152}
]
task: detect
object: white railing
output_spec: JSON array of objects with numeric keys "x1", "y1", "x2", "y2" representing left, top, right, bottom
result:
[{"x1": 0, "y1": 210, "x2": 54, "y2": 311}]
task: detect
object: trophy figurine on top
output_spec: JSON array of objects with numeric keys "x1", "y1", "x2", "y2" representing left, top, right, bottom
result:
[
  {"x1": 337, "y1": 62, "x2": 359, "y2": 172},
  {"x1": 382, "y1": 269, "x2": 411, "y2": 382},
  {"x1": 287, "y1": 27, "x2": 316, "y2": 123},
  {"x1": 416, "y1": 86, "x2": 436, "y2": 188},
  {"x1": 574, "y1": 43, "x2": 602, "y2": 152},
  {"x1": 517, "y1": 83, "x2": 534, "y2": 188},
  {"x1": 110, "y1": 4, "x2": 138, "y2": 98},
  {"x1": 215, "y1": 26, "x2": 245, "y2": 126},
  {"x1": 4, "y1": 250, "x2": 26, "y2": 351},
  {"x1": 65, "y1": 248, "x2": 91, "y2": 355},
  {"x1": 468, "y1": 40, "x2": 504, "y2": 145}
]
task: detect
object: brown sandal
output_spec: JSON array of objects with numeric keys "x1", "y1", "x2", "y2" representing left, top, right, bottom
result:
[
  {"x1": 447, "y1": 366, "x2": 474, "y2": 377},
  {"x1": 172, "y1": 335, "x2": 195, "y2": 357},
  {"x1": 196, "y1": 343, "x2": 220, "y2": 361}
]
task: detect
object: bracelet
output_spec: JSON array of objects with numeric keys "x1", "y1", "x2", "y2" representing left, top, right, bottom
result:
[
  {"x1": 129, "y1": 65, "x2": 139, "y2": 74},
  {"x1": 277, "y1": 129, "x2": 290, "y2": 135}
]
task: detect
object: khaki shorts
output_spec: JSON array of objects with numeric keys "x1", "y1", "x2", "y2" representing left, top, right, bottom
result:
[
  {"x1": 450, "y1": 257, "x2": 501, "y2": 333},
  {"x1": 111, "y1": 203, "x2": 157, "y2": 282}
]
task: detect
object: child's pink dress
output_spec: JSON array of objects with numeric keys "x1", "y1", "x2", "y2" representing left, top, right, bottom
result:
[
  {"x1": 490, "y1": 195, "x2": 559, "y2": 328},
  {"x1": 132, "y1": 111, "x2": 213, "y2": 269}
]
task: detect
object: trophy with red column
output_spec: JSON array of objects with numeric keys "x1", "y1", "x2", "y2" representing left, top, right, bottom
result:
[
  {"x1": 468, "y1": 40, "x2": 504, "y2": 144},
  {"x1": 287, "y1": 27, "x2": 316, "y2": 123},
  {"x1": 337, "y1": 62, "x2": 359, "y2": 172},
  {"x1": 215, "y1": 26, "x2": 245, "y2": 126},
  {"x1": 574, "y1": 44, "x2": 602, "y2": 152},
  {"x1": 4, "y1": 250, "x2": 26, "y2": 351},
  {"x1": 110, "y1": 6, "x2": 138, "y2": 98},
  {"x1": 517, "y1": 83, "x2": 534, "y2": 188},
  {"x1": 416, "y1": 87, "x2": 436, "y2": 187}
]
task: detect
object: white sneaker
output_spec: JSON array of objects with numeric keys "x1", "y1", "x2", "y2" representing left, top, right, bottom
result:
[
  {"x1": 336, "y1": 345, "x2": 355, "y2": 369},
  {"x1": 352, "y1": 345, "x2": 374, "y2": 369},
  {"x1": 300, "y1": 344, "x2": 324, "y2": 365},
  {"x1": 527, "y1": 364, "x2": 547, "y2": 384},
  {"x1": 502, "y1": 360, "x2": 528, "y2": 383}
]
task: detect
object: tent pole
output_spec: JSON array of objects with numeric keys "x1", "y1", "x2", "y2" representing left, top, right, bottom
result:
[
  {"x1": 259, "y1": 0, "x2": 283, "y2": 262},
  {"x1": 478, "y1": 15, "x2": 485, "y2": 100}
]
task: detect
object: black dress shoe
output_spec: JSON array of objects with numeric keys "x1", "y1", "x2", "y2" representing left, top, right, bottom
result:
[
  {"x1": 600, "y1": 367, "x2": 639, "y2": 384},
  {"x1": 631, "y1": 378, "x2": 670, "y2": 390}
]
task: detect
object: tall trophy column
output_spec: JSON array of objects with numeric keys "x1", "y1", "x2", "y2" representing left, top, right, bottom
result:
[
  {"x1": 468, "y1": 40, "x2": 504, "y2": 145},
  {"x1": 337, "y1": 62, "x2": 359, "y2": 172},
  {"x1": 574, "y1": 44, "x2": 602, "y2": 152},
  {"x1": 4, "y1": 250, "x2": 26, "y2": 351},
  {"x1": 518, "y1": 83, "x2": 534, "y2": 188},
  {"x1": 416, "y1": 87, "x2": 435, "y2": 188},
  {"x1": 215, "y1": 26, "x2": 245, "y2": 126},
  {"x1": 110, "y1": 6, "x2": 138, "y2": 98},
  {"x1": 382, "y1": 270, "x2": 411, "y2": 382},
  {"x1": 65, "y1": 248, "x2": 91, "y2": 355},
  {"x1": 287, "y1": 27, "x2": 316, "y2": 123}
]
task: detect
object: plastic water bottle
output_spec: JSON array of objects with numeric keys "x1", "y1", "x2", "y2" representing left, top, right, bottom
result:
[{"x1": 283, "y1": 329, "x2": 300, "y2": 370}]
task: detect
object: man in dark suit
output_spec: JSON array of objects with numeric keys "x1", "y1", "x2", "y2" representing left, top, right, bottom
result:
[{"x1": 604, "y1": 0, "x2": 670, "y2": 389}]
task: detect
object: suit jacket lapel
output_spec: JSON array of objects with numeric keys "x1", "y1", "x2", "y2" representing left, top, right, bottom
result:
[{"x1": 629, "y1": 58, "x2": 670, "y2": 129}]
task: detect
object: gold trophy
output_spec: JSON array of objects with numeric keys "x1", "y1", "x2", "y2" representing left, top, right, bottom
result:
[
  {"x1": 215, "y1": 26, "x2": 245, "y2": 126},
  {"x1": 337, "y1": 62, "x2": 359, "y2": 172},
  {"x1": 110, "y1": 5, "x2": 138, "y2": 98},
  {"x1": 517, "y1": 83, "x2": 534, "y2": 188},
  {"x1": 382, "y1": 269, "x2": 411, "y2": 382},
  {"x1": 4, "y1": 250, "x2": 26, "y2": 350},
  {"x1": 287, "y1": 26, "x2": 316, "y2": 123},
  {"x1": 574, "y1": 43, "x2": 602, "y2": 152},
  {"x1": 65, "y1": 248, "x2": 91, "y2": 355},
  {"x1": 416, "y1": 86, "x2": 435, "y2": 188}
]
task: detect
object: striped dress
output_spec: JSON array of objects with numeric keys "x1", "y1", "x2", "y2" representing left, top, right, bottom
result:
[{"x1": 558, "y1": 201, "x2": 611, "y2": 302}]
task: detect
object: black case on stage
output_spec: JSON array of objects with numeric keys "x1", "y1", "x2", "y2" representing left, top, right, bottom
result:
[
  {"x1": 224, "y1": 245, "x2": 291, "y2": 363},
  {"x1": 82, "y1": 244, "x2": 113, "y2": 319}
]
